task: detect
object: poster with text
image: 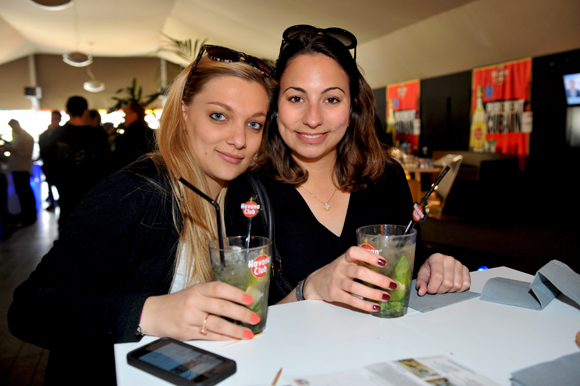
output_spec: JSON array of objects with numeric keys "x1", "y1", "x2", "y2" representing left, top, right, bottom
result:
[
  {"x1": 387, "y1": 80, "x2": 420, "y2": 154},
  {"x1": 470, "y1": 58, "x2": 532, "y2": 169}
]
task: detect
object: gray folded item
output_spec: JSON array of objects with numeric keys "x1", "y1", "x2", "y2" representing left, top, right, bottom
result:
[
  {"x1": 511, "y1": 352, "x2": 580, "y2": 386},
  {"x1": 480, "y1": 260, "x2": 580, "y2": 310},
  {"x1": 408, "y1": 279, "x2": 480, "y2": 312}
]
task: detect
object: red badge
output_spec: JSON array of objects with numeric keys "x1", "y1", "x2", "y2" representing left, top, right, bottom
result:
[
  {"x1": 241, "y1": 199, "x2": 260, "y2": 218},
  {"x1": 251, "y1": 254, "x2": 270, "y2": 278},
  {"x1": 412, "y1": 203, "x2": 425, "y2": 222},
  {"x1": 361, "y1": 243, "x2": 376, "y2": 252}
]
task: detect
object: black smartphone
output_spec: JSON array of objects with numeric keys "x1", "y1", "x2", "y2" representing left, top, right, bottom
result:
[{"x1": 127, "y1": 337, "x2": 236, "y2": 386}]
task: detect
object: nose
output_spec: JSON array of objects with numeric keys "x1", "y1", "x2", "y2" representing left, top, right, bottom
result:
[
  {"x1": 226, "y1": 122, "x2": 247, "y2": 149},
  {"x1": 302, "y1": 102, "x2": 323, "y2": 128}
]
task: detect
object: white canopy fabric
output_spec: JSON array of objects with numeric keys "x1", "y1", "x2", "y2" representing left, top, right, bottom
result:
[{"x1": 1, "y1": 0, "x2": 579, "y2": 89}]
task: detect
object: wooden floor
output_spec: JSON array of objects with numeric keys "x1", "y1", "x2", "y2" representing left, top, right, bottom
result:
[{"x1": 1, "y1": 208, "x2": 58, "y2": 386}]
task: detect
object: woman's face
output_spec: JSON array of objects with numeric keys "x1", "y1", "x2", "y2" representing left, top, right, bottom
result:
[
  {"x1": 277, "y1": 53, "x2": 351, "y2": 165},
  {"x1": 183, "y1": 76, "x2": 269, "y2": 195}
]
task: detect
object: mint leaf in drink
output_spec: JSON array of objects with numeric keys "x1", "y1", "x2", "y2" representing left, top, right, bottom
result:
[{"x1": 394, "y1": 254, "x2": 410, "y2": 283}]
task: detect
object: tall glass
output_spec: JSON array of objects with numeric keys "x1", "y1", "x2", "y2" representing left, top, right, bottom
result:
[
  {"x1": 208, "y1": 236, "x2": 271, "y2": 333},
  {"x1": 356, "y1": 225, "x2": 417, "y2": 318}
]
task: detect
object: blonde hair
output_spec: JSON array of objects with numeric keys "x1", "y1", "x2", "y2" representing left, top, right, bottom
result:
[{"x1": 153, "y1": 55, "x2": 276, "y2": 286}]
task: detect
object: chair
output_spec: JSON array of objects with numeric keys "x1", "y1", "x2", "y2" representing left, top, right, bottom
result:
[{"x1": 427, "y1": 154, "x2": 463, "y2": 219}]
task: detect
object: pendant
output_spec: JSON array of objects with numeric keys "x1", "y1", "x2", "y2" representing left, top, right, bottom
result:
[{"x1": 323, "y1": 203, "x2": 331, "y2": 211}]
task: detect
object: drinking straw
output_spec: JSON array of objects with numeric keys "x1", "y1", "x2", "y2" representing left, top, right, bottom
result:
[
  {"x1": 245, "y1": 216, "x2": 252, "y2": 249},
  {"x1": 178, "y1": 177, "x2": 225, "y2": 265},
  {"x1": 404, "y1": 166, "x2": 450, "y2": 235}
]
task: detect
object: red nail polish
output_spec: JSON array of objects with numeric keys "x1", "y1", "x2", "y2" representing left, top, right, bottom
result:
[
  {"x1": 382, "y1": 293, "x2": 390, "y2": 301},
  {"x1": 372, "y1": 305, "x2": 380, "y2": 311},
  {"x1": 243, "y1": 330, "x2": 254, "y2": 339},
  {"x1": 377, "y1": 258, "x2": 386, "y2": 267},
  {"x1": 250, "y1": 314, "x2": 261, "y2": 324},
  {"x1": 389, "y1": 281, "x2": 398, "y2": 290},
  {"x1": 243, "y1": 294, "x2": 253, "y2": 304}
]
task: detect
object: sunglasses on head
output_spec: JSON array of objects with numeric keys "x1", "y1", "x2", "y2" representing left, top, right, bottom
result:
[
  {"x1": 281, "y1": 24, "x2": 358, "y2": 59},
  {"x1": 184, "y1": 44, "x2": 275, "y2": 92}
]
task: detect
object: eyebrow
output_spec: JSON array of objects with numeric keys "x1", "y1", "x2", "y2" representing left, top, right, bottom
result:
[
  {"x1": 207, "y1": 102, "x2": 267, "y2": 118},
  {"x1": 282, "y1": 86, "x2": 347, "y2": 95}
]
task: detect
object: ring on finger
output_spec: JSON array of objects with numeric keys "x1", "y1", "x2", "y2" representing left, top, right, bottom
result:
[{"x1": 199, "y1": 314, "x2": 209, "y2": 335}]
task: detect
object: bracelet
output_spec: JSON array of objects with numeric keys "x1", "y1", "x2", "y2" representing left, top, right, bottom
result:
[
  {"x1": 296, "y1": 274, "x2": 310, "y2": 301},
  {"x1": 136, "y1": 325, "x2": 145, "y2": 338}
]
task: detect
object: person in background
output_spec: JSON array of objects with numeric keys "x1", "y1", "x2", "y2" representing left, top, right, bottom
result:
[
  {"x1": 112, "y1": 101, "x2": 155, "y2": 171},
  {"x1": 102, "y1": 122, "x2": 118, "y2": 151},
  {"x1": 0, "y1": 143, "x2": 12, "y2": 230},
  {"x1": 8, "y1": 45, "x2": 276, "y2": 386},
  {"x1": 38, "y1": 110, "x2": 62, "y2": 210},
  {"x1": 47, "y1": 96, "x2": 111, "y2": 231},
  {"x1": 227, "y1": 25, "x2": 470, "y2": 308},
  {"x1": 5, "y1": 119, "x2": 37, "y2": 226},
  {"x1": 86, "y1": 109, "x2": 102, "y2": 128}
]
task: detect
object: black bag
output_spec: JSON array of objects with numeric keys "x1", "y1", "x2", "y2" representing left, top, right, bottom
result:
[{"x1": 244, "y1": 174, "x2": 293, "y2": 304}]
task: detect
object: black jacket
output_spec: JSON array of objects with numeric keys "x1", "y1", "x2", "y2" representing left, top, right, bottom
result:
[{"x1": 8, "y1": 158, "x2": 180, "y2": 385}]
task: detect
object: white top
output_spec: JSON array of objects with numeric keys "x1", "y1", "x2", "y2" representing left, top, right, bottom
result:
[
  {"x1": 114, "y1": 267, "x2": 580, "y2": 386},
  {"x1": 169, "y1": 247, "x2": 198, "y2": 293},
  {"x1": 8, "y1": 130, "x2": 34, "y2": 173}
]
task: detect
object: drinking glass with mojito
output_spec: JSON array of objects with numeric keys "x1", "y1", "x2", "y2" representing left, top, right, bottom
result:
[
  {"x1": 209, "y1": 236, "x2": 271, "y2": 333},
  {"x1": 356, "y1": 225, "x2": 417, "y2": 318}
]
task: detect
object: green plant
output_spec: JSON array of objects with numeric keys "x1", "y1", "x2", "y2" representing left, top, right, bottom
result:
[
  {"x1": 108, "y1": 77, "x2": 161, "y2": 113},
  {"x1": 159, "y1": 33, "x2": 208, "y2": 65}
]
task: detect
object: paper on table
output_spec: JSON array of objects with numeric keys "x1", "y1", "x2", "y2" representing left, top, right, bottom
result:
[
  {"x1": 408, "y1": 279, "x2": 480, "y2": 312},
  {"x1": 279, "y1": 355, "x2": 501, "y2": 386},
  {"x1": 511, "y1": 352, "x2": 580, "y2": 386},
  {"x1": 480, "y1": 260, "x2": 580, "y2": 310}
]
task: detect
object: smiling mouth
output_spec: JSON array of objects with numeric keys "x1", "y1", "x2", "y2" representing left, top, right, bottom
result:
[
  {"x1": 297, "y1": 132, "x2": 328, "y2": 138},
  {"x1": 218, "y1": 151, "x2": 244, "y2": 164}
]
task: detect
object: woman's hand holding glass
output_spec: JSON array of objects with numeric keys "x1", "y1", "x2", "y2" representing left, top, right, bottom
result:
[
  {"x1": 302, "y1": 247, "x2": 471, "y2": 312},
  {"x1": 302, "y1": 246, "x2": 399, "y2": 312},
  {"x1": 139, "y1": 281, "x2": 260, "y2": 341}
]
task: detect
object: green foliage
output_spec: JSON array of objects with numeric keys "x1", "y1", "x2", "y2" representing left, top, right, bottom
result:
[
  {"x1": 159, "y1": 33, "x2": 208, "y2": 67},
  {"x1": 108, "y1": 77, "x2": 162, "y2": 113}
]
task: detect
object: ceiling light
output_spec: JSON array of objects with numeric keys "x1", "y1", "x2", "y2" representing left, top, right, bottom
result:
[
  {"x1": 63, "y1": 52, "x2": 92, "y2": 67},
  {"x1": 28, "y1": 0, "x2": 73, "y2": 11},
  {"x1": 83, "y1": 80, "x2": 105, "y2": 93},
  {"x1": 83, "y1": 67, "x2": 104, "y2": 92}
]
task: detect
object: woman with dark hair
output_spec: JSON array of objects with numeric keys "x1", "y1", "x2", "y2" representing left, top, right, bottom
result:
[
  {"x1": 9, "y1": 45, "x2": 276, "y2": 385},
  {"x1": 227, "y1": 25, "x2": 470, "y2": 310}
]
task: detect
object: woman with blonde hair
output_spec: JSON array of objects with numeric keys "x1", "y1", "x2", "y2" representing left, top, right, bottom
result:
[{"x1": 8, "y1": 45, "x2": 276, "y2": 385}]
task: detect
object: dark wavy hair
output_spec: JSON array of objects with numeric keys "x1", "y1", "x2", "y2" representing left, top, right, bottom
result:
[{"x1": 254, "y1": 30, "x2": 393, "y2": 191}]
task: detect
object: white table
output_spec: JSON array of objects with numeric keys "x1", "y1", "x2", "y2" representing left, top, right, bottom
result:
[{"x1": 115, "y1": 267, "x2": 580, "y2": 385}]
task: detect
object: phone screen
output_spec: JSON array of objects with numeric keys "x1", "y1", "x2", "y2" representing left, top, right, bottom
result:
[{"x1": 128, "y1": 338, "x2": 236, "y2": 385}]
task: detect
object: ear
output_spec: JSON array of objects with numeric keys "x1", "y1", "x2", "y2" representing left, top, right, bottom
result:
[{"x1": 181, "y1": 102, "x2": 187, "y2": 118}]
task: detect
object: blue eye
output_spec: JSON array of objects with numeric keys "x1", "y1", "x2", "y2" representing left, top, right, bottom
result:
[
  {"x1": 248, "y1": 122, "x2": 263, "y2": 131},
  {"x1": 210, "y1": 112, "x2": 226, "y2": 121}
]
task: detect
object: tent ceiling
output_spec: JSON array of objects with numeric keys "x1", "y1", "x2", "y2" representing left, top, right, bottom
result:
[{"x1": 1, "y1": 0, "x2": 580, "y2": 88}]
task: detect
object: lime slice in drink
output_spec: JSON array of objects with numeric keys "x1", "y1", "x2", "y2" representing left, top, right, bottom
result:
[{"x1": 245, "y1": 285, "x2": 263, "y2": 307}]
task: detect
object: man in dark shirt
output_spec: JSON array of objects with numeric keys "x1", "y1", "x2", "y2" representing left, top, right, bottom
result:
[
  {"x1": 39, "y1": 110, "x2": 62, "y2": 210},
  {"x1": 112, "y1": 102, "x2": 155, "y2": 171},
  {"x1": 48, "y1": 96, "x2": 111, "y2": 230}
]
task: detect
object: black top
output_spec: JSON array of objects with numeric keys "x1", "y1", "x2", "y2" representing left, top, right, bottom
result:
[
  {"x1": 225, "y1": 162, "x2": 425, "y2": 293},
  {"x1": 8, "y1": 158, "x2": 180, "y2": 385},
  {"x1": 112, "y1": 120, "x2": 155, "y2": 172}
]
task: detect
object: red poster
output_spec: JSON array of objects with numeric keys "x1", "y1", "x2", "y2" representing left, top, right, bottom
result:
[
  {"x1": 470, "y1": 58, "x2": 532, "y2": 169},
  {"x1": 386, "y1": 80, "x2": 420, "y2": 153}
]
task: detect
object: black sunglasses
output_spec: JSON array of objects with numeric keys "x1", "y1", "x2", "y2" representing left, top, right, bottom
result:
[
  {"x1": 184, "y1": 44, "x2": 275, "y2": 92},
  {"x1": 281, "y1": 24, "x2": 358, "y2": 59}
]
